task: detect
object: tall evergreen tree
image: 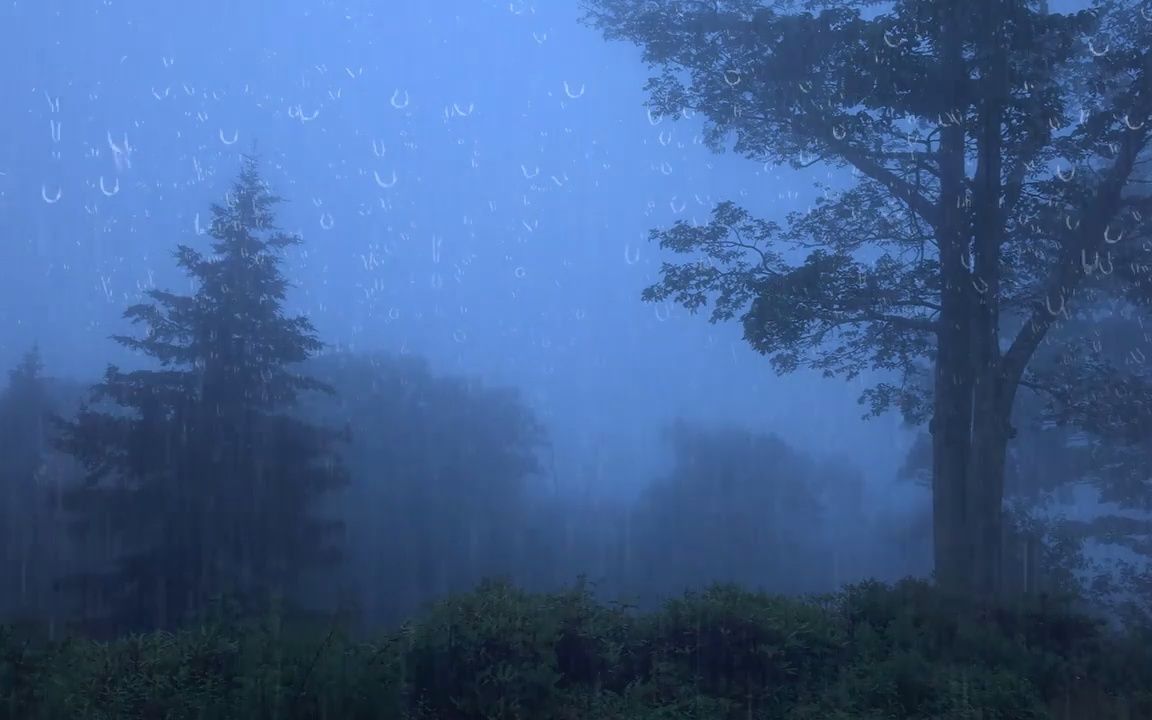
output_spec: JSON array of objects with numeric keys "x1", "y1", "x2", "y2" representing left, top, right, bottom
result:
[{"x1": 55, "y1": 153, "x2": 347, "y2": 632}]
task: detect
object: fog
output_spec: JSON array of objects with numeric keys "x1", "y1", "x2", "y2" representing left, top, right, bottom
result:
[
  {"x1": 0, "y1": 0, "x2": 917, "y2": 484},
  {"x1": 7, "y1": 0, "x2": 1140, "y2": 636}
]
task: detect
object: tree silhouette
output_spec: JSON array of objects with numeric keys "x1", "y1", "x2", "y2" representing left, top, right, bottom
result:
[
  {"x1": 54, "y1": 153, "x2": 347, "y2": 632},
  {"x1": 303, "y1": 352, "x2": 545, "y2": 627},
  {"x1": 583, "y1": 0, "x2": 1152, "y2": 596},
  {"x1": 0, "y1": 346, "x2": 48, "y2": 619},
  {"x1": 627, "y1": 421, "x2": 827, "y2": 602}
]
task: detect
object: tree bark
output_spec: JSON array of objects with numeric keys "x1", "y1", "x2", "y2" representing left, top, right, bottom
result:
[
  {"x1": 965, "y1": 0, "x2": 1011, "y2": 598},
  {"x1": 930, "y1": 0, "x2": 976, "y2": 595}
]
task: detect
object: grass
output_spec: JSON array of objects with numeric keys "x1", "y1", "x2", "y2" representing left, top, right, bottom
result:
[{"x1": 1, "y1": 578, "x2": 1149, "y2": 719}]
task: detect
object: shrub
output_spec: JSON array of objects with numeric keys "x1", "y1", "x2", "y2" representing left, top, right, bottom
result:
[{"x1": 1, "y1": 578, "x2": 1149, "y2": 720}]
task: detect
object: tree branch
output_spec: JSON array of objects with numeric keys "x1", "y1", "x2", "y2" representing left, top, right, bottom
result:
[
  {"x1": 1003, "y1": 121, "x2": 1151, "y2": 389},
  {"x1": 829, "y1": 136, "x2": 943, "y2": 231}
]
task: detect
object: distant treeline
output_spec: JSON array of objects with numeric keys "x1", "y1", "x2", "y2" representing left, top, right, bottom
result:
[
  {"x1": 0, "y1": 153, "x2": 1147, "y2": 643},
  {"x1": 0, "y1": 156, "x2": 905, "y2": 637}
]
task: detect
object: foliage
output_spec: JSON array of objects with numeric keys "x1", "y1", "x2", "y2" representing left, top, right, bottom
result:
[
  {"x1": 578, "y1": 0, "x2": 1150, "y2": 420},
  {"x1": 580, "y1": 0, "x2": 1152, "y2": 595},
  {"x1": 1, "y1": 578, "x2": 1149, "y2": 720}
]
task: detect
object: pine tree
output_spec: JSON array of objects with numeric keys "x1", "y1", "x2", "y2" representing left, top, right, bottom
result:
[{"x1": 55, "y1": 153, "x2": 347, "y2": 632}]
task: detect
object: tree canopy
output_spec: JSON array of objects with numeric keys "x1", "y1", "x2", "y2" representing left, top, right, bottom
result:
[{"x1": 582, "y1": 0, "x2": 1152, "y2": 595}]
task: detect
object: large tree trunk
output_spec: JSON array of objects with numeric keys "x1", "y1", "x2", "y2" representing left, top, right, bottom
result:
[
  {"x1": 965, "y1": 412, "x2": 1012, "y2": 596},
  {"x1": 930, "y1": 0, "x2": 976, "y2": 596},
  {"x1": 931, "y1": 339, "x2": 972, "y2": 594},
  {"x1": 939, "y1": 0, "x2": 1147, "y2": 600},
  {"x1": 931, "y1": 0, "x2": 1019, "y2": 598},
  {"x1": 964, "y1": 0, "x2": 1012, "y2": 598}
]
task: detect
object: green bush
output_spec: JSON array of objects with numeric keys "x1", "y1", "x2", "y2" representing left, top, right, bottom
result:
[{"x1": 1, "y1": 578, "x2": 1149, "y2": 720}]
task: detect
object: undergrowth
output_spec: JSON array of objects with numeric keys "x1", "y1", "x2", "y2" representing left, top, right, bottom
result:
[{"x1": 1, "y1": 578, "x2": 1149, "y2": 719}]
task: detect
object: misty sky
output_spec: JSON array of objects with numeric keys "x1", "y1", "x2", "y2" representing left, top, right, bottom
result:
[{"x1": 1, "y1": 0, "x2": 1084, "y2": 502}]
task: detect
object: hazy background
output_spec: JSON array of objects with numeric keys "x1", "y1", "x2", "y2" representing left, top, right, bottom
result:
[{"x1": 0, "y1": 0, "x2": 922, "y2": 509}]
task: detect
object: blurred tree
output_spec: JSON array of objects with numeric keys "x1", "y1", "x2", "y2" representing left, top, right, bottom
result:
[
  {"x1": 583, "y1": 0, "x2": 1152, "y2": 597},
  {"x1": 303, "y1": 352, "x2": 546, "y2": 627},
  {"x1": 0, "y1": 347, "x2": 48, "y2": 619},
  {"x1": 625, "y1": 421, "x2": 828, "y2": 603},
  {"x1": 54, "y1": 153, "x2": 347, "y2": 632}
]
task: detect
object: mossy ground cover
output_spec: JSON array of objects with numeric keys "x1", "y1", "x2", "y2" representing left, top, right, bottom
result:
[{"x1": 1, "y1": 579, "x2": 1149, "y2": 719}]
